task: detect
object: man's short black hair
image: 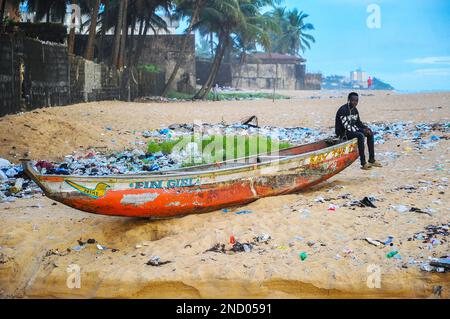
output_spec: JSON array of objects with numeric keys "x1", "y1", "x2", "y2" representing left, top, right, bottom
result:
[{"x1": 348, "y1": 92, "x2": 359, "y2": 100}]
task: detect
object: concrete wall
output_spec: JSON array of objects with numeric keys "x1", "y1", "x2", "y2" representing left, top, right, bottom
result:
[
  {"x1": 232, "y1": 62, "x2": 301, "y2": 90},
  {"x1": 231, "y1": 61, "x2": 321, "y2": 90},
  {"x1": 0, "y1": 33, "x2": 168, "y2": 117},
  {"x1": 68, "y1": 54, "x2": 166, "y2": 103},
  {"x1": 0, "y1": 35, "x2": 20, "y2": 116},
  {"x1": 304, "y1": 73, "x2": 322, "y2": 90},
  {"x1": 0, "y1": 33, "x2": 70, "y2": 116},
  {"x1": 196, "y1": 59, "x2": 232, "y2": 87},
  {"x1": 74, "y1": 34, "x2": 196, "y2": 94}
]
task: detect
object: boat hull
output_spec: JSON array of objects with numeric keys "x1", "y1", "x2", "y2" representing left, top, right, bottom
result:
[{"x1": 23, "y1": 139, "x2": 358, "y2": 218}]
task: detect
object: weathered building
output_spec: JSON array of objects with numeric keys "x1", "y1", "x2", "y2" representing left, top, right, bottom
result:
[
  {"x1": 74, "y1": 34, "x2": 196, "y2": 94},
  {"x1": 196, "y1": 53, "x2": 321, "y2": 90},
  {"x1": 232, "y1": 53, "x2": 304, "y2": 90},
  {"x1": 0, "y1": 31, "x2": 169, "y2": 117},
  {"x1": 0, "y1": 22, "x2": 197, "y2": 116},
  {"x1": 0, "y1": 33, "x2": 70, "y2": 116}
]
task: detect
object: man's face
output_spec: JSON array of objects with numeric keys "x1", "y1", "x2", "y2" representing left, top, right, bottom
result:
[{"x1": 348, "y1": 96, "x2": 359, "y2": 108}]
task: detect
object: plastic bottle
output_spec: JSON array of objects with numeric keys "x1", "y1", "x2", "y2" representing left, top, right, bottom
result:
[{"x1": 386, "y1": 251, "x2": 398, "y2": 258}]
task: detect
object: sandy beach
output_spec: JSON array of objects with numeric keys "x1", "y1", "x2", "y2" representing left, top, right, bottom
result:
[{"x1": 0, "y1": 90, "x2": 449, "y2": 298}]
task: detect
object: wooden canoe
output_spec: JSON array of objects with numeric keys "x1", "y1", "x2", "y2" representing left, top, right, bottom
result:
[{"x1": 22, "y1": 138, "x2": 358, "y2": 218}]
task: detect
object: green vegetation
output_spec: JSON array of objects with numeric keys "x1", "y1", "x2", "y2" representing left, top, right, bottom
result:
[
  {"x1": 198, "y1": 135, "x2": 292, "y2": 160},
  {"x1": 268, "y1": 7, "x2": 316, "y2": 55},
  {"x1": 147, "y1": 137, "x2": 184, "y2": 155},
  {"x1": 138, "y1": 64, "x2": 161, "y2": 74},
  {"x1": 166, "y1": 91, "x2": 290, "y2": 101},
  {"x1": 147, "y1": 135, "x2": 292, "y2": 166}
]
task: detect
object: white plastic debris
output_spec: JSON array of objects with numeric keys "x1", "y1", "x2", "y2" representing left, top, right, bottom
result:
[
  {"x1": 0, "y1": 158, "x2": 11, "y2": 169},
  {"x1": 393, "y1": 205, "x2": 409, "y2": 213}
]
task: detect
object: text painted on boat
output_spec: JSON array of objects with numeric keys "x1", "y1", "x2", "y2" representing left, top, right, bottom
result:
[
  {"x1": 129, "y1": 177, "x2": 201, "y2": 189},
  {"x1": 308, "y1": 143, "x2": 356, "y2": 165}
]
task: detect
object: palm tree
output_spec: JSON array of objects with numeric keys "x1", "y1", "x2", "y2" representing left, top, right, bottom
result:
[
  {"x1": 269, "y1": 6, "x2": 315, "y2": 56},
  {"x1": 0, "y1": 0, "x2": 8, "y2": 26},
  {"x1": 105, "y1": 0, "x2": 171, "y2": 69},
  {"x1": 190, "y1": 0, "x2": 244, "y2": 100},
  {"x1": 161, "y1": 0, "x2": 205, "y2": 97},
  {"x1": 1, "y1": 0, "x2": 18, "y2": 26},
  {"x1": 192, "y1": 0, "x2": 275, "y2": 100},
  {"x1": 67, "y1": 0, "x2": 78, "y2": 54},
  {"x1": 27, "y1": 0, "x2": 68, "y2": 23},
  {"x1": 1, "y1": 0, "x2": 67, "y2": 24},
  {"x1": 232, "y1": 1, "x2": 279, "y2": 87},
  {"x1": 84, "y1": 0, "x2": 101, "y2": 60},
  {"x1": 111, "y1": 0, "x2": 125, "y2": 68},
  {"x1": 128, "y1": 0, "x2": 171, "y2": 65},
  {"x1": 195, "y1": 35, "x2": 213, "y2": 59}
]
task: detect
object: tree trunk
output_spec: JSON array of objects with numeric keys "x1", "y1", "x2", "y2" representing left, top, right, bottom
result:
[
  {"x1": 194, "y1": 32, "x2": 228, "y2": 100},
  {"x1": 127, "y1": 15, "x2": 136, "y2": 65},
  {"x1": 201, "y1": 36, "x2": 229, "y2": 99},
  {"x1": 194, "y1": 33, "x2": 224, "y2": 98},
  {"x1": 112, "y1": 0, "x2": 125, "y2": 68},
  {"x1": 0, "y1": 0, "x2": 7, "y2": 27},
  {"x1": 98, "y1": 0, "x2": 109, "y2": 62},
  {"x1": 161, "y1": 0, "x2": 202, "y2": 97},
  {"x1": 235, "y1": 51, "x2": 246, "y2": 88},
  {"x1": 117, "y1": 0, "x2": 128, "y2": 69},
  {"x1": 137, "y1": 17, "x2": 144, "y2": 37},
  {"x1": 210, "y1": 32, "x2": 213, "y2": 58},
  {"x1": 67, "y1": 21, "x2": 76, "y2": 54},
  {"x1": 133, "y1": 17, "x2": 148, "y2": 64},
  {"x1": 85, "y1": 0, "x2": 101, "y2": 61}
]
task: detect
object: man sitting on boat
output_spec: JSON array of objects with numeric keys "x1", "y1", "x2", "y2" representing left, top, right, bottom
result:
[{"x1": 335, "y1": 92, "x2": 382, "y2": 170}]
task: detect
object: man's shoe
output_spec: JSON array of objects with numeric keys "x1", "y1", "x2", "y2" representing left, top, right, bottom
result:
[
  {"x1": 361, "y1": 163, "x2": 372, "y2": 170},
  {"x1": 368, "y1": 160, "x2": 382, "y2": 168}
]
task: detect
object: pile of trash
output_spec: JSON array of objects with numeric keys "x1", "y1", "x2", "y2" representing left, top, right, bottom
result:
[
  {"x1": 141, "y1": 121, "x2": 329, "y2": 145},
  {"x1": 204, "y1": 234, "x2": 272, "y2": 254},
  {"x1": 0, "y1": 158, "x2": 40, "y2": 202},
  {"x1": 34, "y1": 149, "x2": 178, "y2": 176},
  {"x1": 28, "y1": 125, "x2": 328, "y2": 178},
  {"x1": 34, "y1": 122, "x2": 331, "y2": 177},
  {"x1": 410, "y1": 223, "x2": 450, "y2": 273},
  {"x1": 369, "y1": 121, "x2": 449, "y2": 148},
  {"x1": 134, "y1": 96, "x2": 182, "y2": 103},
  {"x1": 1, "y1": 120, "x2": 448, "y2": 203}
]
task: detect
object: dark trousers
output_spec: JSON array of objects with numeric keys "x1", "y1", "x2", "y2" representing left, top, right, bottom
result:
[{"x1": 344, "y1": 130, "x2": 375, "y2": 165}]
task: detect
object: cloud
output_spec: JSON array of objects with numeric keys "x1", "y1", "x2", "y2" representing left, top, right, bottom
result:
[
  {"x1": 405, "y1": 56, "x2": 450, "y2": 65},
  {"x1": 413, "y1": 68, "x2": 450, "y2": 76}
]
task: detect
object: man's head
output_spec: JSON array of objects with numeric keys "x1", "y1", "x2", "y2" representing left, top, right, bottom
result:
[{"x1": 347, "y1": 92, "x2": 359, "y2": 108}]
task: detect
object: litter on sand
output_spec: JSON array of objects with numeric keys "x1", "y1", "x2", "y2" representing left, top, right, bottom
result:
[
  {"x1": 146, "y1": 256, "x2": 172, "y2": 266},
  {"x1": 365, "y1": 237, "x2": 383, "y2": 247}
]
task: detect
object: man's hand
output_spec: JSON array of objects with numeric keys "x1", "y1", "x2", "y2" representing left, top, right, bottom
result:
[{"x1": 363, "y1": 127, "x2": 373, "y2": 136}]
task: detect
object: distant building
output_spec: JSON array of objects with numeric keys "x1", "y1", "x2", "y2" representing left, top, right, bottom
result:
[
  {"x1": 15, "y1": 4, "x2": 179, "y2": 35},
  {"x1": 229, "y1": 53, "x2": 321, "y2": 90},
  {"x1": 322, "y1": 74, "x2": 394, "y2": 90},
  {"x1": 350, "y1": 68, "x2": 368, "y2": 88}
]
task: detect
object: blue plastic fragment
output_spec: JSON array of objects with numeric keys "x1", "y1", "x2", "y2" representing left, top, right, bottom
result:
[
  {"x1": 383, "y1": 236, "x2": 394, "y2": 245},
  {"x1": 235, "y1": 210, "x2": 253, "y2": 215}
]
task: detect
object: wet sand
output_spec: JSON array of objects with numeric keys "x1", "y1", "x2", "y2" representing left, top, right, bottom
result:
[{"x1": 0, "y1": 90, "x2": 449, "y2": 298}]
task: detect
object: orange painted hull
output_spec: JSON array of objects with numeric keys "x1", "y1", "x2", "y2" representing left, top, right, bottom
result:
[{"x1": 22, "y1": 138, "x2": 359, "y2": 218}]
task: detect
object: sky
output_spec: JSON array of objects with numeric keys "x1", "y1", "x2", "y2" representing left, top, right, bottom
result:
[{"x1": 178, "y1": 0, "x2": 450, "y2": 92}]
